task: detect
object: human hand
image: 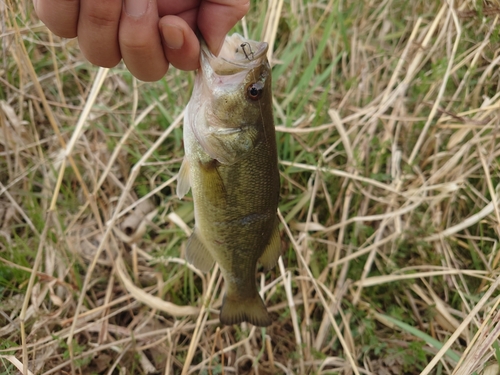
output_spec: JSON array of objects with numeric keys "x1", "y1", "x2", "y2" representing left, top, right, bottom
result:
[{"x1": 33, "y1": 0, "x2": 250, "y2": 81}]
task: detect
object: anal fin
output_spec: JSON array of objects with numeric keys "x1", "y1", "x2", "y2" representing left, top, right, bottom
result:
[
  {"x1": 259, "y1": 220, "x2": 282, "y2": 271},
  {"x1": 177, "y1": 158, "x2": 191, "y2": 199},
  {"x1": 185, "y1": 228, "x2": 214, "y2": 273}
]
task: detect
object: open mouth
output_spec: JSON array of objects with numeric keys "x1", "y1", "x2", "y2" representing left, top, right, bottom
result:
[{"x1": 200, "y1": 34, "x2": 268, "y2": 76}]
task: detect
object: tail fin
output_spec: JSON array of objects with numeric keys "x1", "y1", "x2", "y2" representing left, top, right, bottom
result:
[{"x1": 219, "y1": 293, "x2": 272, "y2": 327}]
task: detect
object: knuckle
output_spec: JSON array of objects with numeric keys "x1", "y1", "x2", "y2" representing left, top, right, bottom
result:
[
  {"x1": 120, "y1": 38, "x2": 150, "y2": 53},
  {"x1": 85, "y1": 11, "x2": 119, "y2": 29},
  {"x1": 120, "y1": 30, "x2": 159, "y2": 54}
]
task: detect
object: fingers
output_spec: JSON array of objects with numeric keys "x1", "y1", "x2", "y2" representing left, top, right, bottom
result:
[
  {"x1": 159, "y1": 14, "x2": 200, "y2": 71},
  {"x1": 198, "y1": 0, "x2": 250, "y2": 56},
  {"x1": 119, "y1": 0, "x2": 169, "y2": 81},
  {"x1": 35, "y1": 0, "x2": 123, "y2": 68},
  {"x1": 34, "y1": 0, "x2": 80, "y2": 38},
  {"x1": 76, "y1": 0, "x2": 122, "y2": 68},
  {"x1": 35, "y1": 0, "x2": 167, "y2": 78},
  {"x1": 34, "y1": 0, "x2": 251, "y2": 78},
  {"x1": 158, "y1": 0, "x2": 250, "y2": 72}
]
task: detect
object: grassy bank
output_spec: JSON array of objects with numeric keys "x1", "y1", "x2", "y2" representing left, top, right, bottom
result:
[{"x1": 1, "y1": 0, "x2": 500, "y2": 374}]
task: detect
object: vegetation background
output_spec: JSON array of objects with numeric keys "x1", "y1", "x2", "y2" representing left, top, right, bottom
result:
[{"x1": 1, "y1": 0, "x2": 500, "y2": 374}]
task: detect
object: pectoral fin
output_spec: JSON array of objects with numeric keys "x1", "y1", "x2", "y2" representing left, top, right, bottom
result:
[
  {"x1": 259, "y1": 221, "x2": 282, "y2": 271},
  {"x1": 176, "y1": 158, "x2": 191, "y2": 199},
  {"x1": 204, "y1": 126, "x2": 260, "y2": 165},
  {"x1": 185, "y1": 228, "x2": 214, "y2": 272}
]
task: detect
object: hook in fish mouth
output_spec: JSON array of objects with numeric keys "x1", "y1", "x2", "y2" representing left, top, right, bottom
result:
[{"x1": 200, "y1": 34, "x2": 268, "y2": 76}]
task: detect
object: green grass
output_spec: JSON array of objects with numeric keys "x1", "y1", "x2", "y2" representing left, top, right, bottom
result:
[{"x1": 1, "y1": 0, "x2": 500, "y2": 374}]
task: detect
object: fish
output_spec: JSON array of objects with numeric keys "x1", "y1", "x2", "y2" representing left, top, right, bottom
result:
[{"x1": 177, "y1": 34, "x2": 281, "y2": 327}]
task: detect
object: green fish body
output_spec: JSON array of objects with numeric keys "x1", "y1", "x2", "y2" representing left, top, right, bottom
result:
[{"x1": 177, "y1": 34, "x2": 281, "y2": 326}]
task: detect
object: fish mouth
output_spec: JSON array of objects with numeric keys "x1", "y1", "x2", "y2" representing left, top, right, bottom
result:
[{"x1": 200, "y1": 34, "x2": 268, "y2": 76}]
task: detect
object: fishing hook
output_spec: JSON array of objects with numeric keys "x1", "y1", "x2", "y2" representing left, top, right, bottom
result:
[{"x1": 240, "y1": 42, "x2": 254, "y2": 60}]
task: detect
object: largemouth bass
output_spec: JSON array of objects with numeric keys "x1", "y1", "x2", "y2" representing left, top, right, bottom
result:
[{"x1": 177, "y1": 34, "x2": 281, "y2": 326}]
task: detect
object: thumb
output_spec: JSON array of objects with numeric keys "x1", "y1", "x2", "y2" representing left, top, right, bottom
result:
[{"x1": 197, "y1": 0, "x2": 250, "y2": 56}]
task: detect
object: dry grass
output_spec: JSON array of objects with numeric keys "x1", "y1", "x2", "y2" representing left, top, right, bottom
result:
[{"x1": 1, "y1": 0, "x2": 500, "y2": 374}]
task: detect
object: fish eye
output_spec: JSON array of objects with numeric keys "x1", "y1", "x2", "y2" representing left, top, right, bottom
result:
[{"x1": 246, "y1": 82, "x2": 264, "y2": 101}]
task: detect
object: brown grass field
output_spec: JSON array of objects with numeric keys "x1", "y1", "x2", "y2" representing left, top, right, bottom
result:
[{"x1": 2, "y1": 0, "x2": 500, "y2": 374}]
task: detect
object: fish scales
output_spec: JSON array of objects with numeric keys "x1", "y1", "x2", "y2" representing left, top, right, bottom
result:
[{"x1": 177, "y1": 34, "x2": 281, "y2": 326}]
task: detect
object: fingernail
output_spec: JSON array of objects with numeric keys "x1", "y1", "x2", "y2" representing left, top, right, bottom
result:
[
  {"x1": 124, "y1": 0, "x2": 149, "y2": 17},
  {"x1": 213, "y1": 38, "x2": 224, "y2": 56},
  {"x1": 163, "y1": 24, "x2": 184, "y2": 50}
]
